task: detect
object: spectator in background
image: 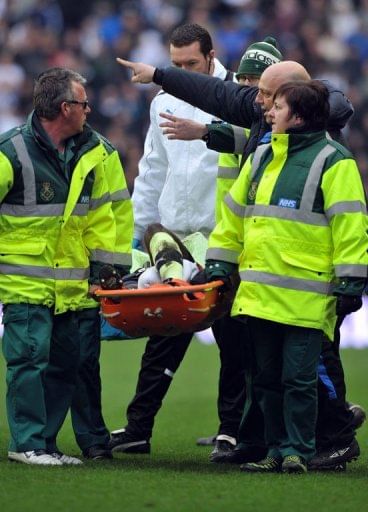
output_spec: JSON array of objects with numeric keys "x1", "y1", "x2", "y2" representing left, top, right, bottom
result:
[{"x1": 2, "y1": 0, "x2": 368, "y2": 191}]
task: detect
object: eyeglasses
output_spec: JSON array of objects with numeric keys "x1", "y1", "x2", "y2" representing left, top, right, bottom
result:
[{"x1": 65, "y1": 100, "x2": 89, "y2": 109}]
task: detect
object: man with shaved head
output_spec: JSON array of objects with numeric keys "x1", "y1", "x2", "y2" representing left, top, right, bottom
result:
[
  {"x1": 117, "y1": 56, "x2": 362, "y2": 471},
  {"x1": 256, "y1": 61, "x2": 311, "y2": 121}
]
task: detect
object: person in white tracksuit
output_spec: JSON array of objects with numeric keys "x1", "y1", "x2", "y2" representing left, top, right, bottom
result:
[{"x1": 108, "y1": 23, "x2": 250, "y2": 458}]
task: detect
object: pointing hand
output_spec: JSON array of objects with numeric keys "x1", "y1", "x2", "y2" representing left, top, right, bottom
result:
[{"x1": 116, "y1": 58, "x2": 155, "y2": 84}]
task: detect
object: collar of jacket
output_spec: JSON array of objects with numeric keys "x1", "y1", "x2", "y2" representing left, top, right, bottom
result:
[
  {"x1": 270, "y1": 130, "x2": 327, "y2": 154},
  {"x1": 27, "y1": 111, "x2": 100, "y2": 156},
  {"x1": 212, "y1": 58, "x2": 228, "y2": 80}
]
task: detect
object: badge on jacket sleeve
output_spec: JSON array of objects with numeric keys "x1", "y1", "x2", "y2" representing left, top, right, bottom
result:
[
  {"x1": 248, "y1": 181, "x2": 258, "y2": 201},
  {"x1": 40, "y1": 182, "x2": 55, "y2": 202}
]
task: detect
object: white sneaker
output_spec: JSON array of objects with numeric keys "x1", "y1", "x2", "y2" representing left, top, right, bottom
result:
[
  {"x1": 51, "y1": 451, "x2": 83, "y2": 465},
  {"x1": 8, "y1": 450, "x2": 63, "y2": 466}
]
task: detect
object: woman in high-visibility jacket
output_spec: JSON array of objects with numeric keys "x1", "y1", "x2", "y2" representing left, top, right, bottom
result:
[{"x1": 206, "y1": 80, "x2": 368, "y2": 474}]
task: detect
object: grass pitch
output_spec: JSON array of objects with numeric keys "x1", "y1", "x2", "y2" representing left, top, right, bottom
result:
[{"x1": 0, "y1": 339, "x2": 367, "y2": 512}]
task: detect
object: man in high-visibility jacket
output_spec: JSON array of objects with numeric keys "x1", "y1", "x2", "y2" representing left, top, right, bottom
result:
[
  {"x1": 205, "y1": 80, "x2": 368, "y2": 473},
  {"x1": 0, "y1": 67, "x2": 133, "y2": 465}
]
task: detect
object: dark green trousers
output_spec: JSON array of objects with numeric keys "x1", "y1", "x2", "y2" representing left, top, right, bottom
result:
[
  {"x1": 44, "y1": 306, "x2": 109, "y2": 452},
  {"x1": 69, "y1": 309, "x2": 109, "y2": 451},
  {"x1": 2, "y1": 303, "x2": 108, "y2": 452},
  {"x1": 247, "y1": 317, "x2": 323, "y2": 461},
  {"x1": 2, "y1": 304, "x2": 53, "y2": 452}
]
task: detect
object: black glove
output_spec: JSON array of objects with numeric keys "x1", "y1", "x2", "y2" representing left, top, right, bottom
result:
[
  {"x1": 335, "y1": 295, "x2": 363, "y2": 316},
  {"x1": 189, "y1": 269, "x2": 207, "y2": 285},
  {"x1": 120, "y1": 268, "x2": 146, "y2": 289},
  {"x1": 99, "y1": 265, "x2": 123, "y2": 290},
  {"x1": 189, "y1": 269, "x2": 232, "y2": 292}
]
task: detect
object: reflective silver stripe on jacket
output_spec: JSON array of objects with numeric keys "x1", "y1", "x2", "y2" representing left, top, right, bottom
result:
[
  {"x1": 90, "y1": 249, "x2": 114, "y2": 264},
  {"x1": 239, "y1": 270, "x2": 333, "y2": 294},
  {"x1": 217, "y1": 166, "x2": 239, "y2": 179},
  {"x1": 89, "y1": 192, "x2": 111, "y2": 210},
  {"x1": 206, "y1": 247, "x2": 239, "y2": 263},
  {"x1": 325, "y1": 200, "x2": 367, "y2": 219},
  {"x1": 243, "y1": 204, "x2": 328, "y2": 226},
  {"x1": 11, "y1": 133, "x2": 37, "y2": 205},
  {"x1": 300, "y1": 145, "x2": 336, "y2": 210},
  {"x1": 249, "y1": 143, "x2": 270, "y2": 181},
  {"x1": 0, "y1": 263, "x2": 89, "y2": 280},
  {"x1": 10, "y1": 133, "x2": 90, "y2": 217},
  {"x1": 335, "y1": 264, "x2": 368, "y2": 278},
  {"x1": 224, "y1": 193, "x2": 245, "y2": 217},
  {"x1": 233, "y1": 125, "x2": 247, "y2": 154},
  {"x1": 110, "y1": 189, "x2": 130, "y2": 202},
  {"x1": 0, "y1": 203, "x2": 88, "y2": 217},
  {"x1": 114, "y1": 252, "x2": 133, "y2": 266}
]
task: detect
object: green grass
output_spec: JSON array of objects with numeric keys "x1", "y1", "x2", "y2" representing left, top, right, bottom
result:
[{"x1": 0, "y1": 340, "x2": 368, "y2": 512}]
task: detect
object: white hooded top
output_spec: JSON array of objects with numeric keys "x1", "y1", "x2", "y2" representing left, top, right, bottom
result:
[{"x1": 132, "y1": 58, "x2": 229, "y2": 241}]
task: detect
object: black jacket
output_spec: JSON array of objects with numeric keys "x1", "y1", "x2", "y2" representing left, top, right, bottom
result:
[{"x1": 153, "y1": 68, "x2": 354, "y2": 163}]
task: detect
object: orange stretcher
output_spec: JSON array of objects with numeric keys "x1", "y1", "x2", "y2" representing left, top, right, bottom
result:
[{"x1": 95, "y1": 280, "x2": 224, "y2": 338}]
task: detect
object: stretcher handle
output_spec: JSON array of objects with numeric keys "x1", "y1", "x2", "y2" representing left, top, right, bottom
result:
[{"x1": 94, "y1": 280, "x2": 224, "y2": 298}]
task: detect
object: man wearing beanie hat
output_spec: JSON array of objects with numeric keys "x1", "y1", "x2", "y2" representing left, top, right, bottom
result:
[
  {"x1": 236, "y1": 36, "x2": 282, "y2": 83},
  {"x1": 159, "y1": 37, "x2": 282, "y2": 462},
  {"x1": 158, "y1": 36, "x2": 283, "y2": 154}
]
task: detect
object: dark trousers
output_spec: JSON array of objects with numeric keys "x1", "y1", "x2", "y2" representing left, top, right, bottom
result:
[
  {"x1": 1, "y1": 304, "x2": 107, "y2": 453},
  {"x1": 125, "y1": 313, "x2": 248, "y2": 440},
  {"x1": 70, "y1": 308, "x2": 110, "y2": 451},
  {"x1": 247, "y1": 317, "x2": 322, "y2": 461},
  {"x1": 238, "y1": 315, "x2": 356, "y2": 452},
  {"x1": 315, "y1": 316, "x2": 355, "y2": 449},
  {"x1": 44, "y1": 307, "x2": 109, "y2": 453}
]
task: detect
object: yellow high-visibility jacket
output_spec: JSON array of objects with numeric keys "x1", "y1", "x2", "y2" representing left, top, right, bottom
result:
[
  {"x1": 0, "y1": 113, "x2": 133, "y2": 314},
  {"x1": 215, "y1": 127, "x2": 249, "y2": 223},
  {"x1": 207, "y1": 131, "x2": 368, "y2": 339}
]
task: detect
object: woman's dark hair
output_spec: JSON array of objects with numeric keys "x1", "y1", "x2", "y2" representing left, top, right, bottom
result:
[
  {"x1": 273, "y1": 80, "x2": 330, "y2": 131},
  {"x1": 169, "y1": 23, "x2": 213, "y2": 57}
]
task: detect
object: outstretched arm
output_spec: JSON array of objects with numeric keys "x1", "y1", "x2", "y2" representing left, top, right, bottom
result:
[{"x1": 116, "y1": 58, "x2": 258, "y2": 128}]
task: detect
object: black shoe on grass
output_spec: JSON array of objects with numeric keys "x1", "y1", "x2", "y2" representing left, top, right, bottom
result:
[
  {"x1": 211, "y1": 443, "x2": 267, "y2": 464},
  {"x1": 209, "y1": 435, "x2": 236, "y2": 462},
  {"x1": 108, "y1": 428, "x2": 151, "y2": 454},
  {"x1": 308, "y1": 438, "x2": 359, "y2": 471},
  {"x1": 83, "y1": 445, "x2": 113, "y2": 460}
]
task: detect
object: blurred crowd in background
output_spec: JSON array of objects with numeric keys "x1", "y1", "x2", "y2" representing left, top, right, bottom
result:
[{"x1": 1, "y1": 0, "x2": 368, "y2": 192}]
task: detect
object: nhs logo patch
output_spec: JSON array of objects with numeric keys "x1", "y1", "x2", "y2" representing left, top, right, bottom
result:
[{"x1": 278, "y1": 198, "x2": 297, "y2": 208}]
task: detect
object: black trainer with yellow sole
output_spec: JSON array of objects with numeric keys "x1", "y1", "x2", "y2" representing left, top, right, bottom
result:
[
  {"x1": 240, "y1": 456, "x2": 282, "y2": 473},
  {"x1": 282, "y1": 455, "x2": 307, "y2": 474}
]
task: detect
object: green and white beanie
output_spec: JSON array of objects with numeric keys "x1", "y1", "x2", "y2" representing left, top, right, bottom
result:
[{"x1": 236, "y1": 36, "x2": 283, "y2": 79}]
